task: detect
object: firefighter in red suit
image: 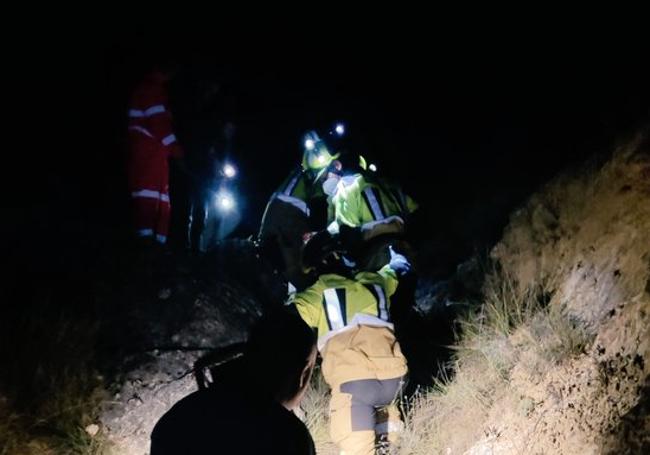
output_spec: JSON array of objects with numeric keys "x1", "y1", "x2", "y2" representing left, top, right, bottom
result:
[{"x1": 127, "y1": 69, "x2": 184, "y2": 244}]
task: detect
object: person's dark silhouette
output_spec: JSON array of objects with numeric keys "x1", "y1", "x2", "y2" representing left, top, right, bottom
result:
[{"x1": 150, "y1": 310, "x2": 317, "y2": 454}]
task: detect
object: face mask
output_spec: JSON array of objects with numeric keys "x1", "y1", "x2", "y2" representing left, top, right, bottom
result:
[{"x1": 322, "y1": 176, "x2": 339, "y2": 196}]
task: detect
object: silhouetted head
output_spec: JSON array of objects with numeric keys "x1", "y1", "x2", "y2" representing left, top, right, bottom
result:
[{"x1": 244, "y1": 310, "x2": 317, "y2": 410}]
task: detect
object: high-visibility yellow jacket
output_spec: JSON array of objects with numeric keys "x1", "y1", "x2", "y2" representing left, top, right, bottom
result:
[
  {"x1": 332, "y1": 174, "x2": 418, "y2": 229},
  {"x1": 292, "y1": 265, "x2": 398, "y2": 350},
  {"x1": 269, "y1": 167, "x2": 324, "y2": 217},
  {"x1": 292, "y1": 265, "x2": 406, "y2": 384}
]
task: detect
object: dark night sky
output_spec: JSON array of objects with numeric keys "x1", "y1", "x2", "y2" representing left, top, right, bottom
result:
[{"x1": 3, "y1": 33, "x2": 650, "y2": 280}]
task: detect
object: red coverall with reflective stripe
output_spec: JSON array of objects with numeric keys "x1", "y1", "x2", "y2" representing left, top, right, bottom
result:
[{"x1": 127, "y1": 71, "x2": 183, "y2": 243}]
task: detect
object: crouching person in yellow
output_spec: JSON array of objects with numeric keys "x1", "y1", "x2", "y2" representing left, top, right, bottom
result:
[{"x1": 291, "y1": 246, "x2": 411, "y2": 454}]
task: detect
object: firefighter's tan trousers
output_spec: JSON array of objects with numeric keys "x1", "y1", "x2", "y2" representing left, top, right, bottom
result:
[{"x1": 321, "y1": 326, "x2": 408, "y2": 455}]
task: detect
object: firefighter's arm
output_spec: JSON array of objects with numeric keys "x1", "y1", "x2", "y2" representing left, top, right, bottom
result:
[
  {"x1": 378, "y1": 264, "x2": 399, "y2": 298},
  {"x1": 147, "y1": 90, "x2": 184, "y2": 158},
  {"x1": 360, "y1": 216, "x2": 405, "y2": 241},
  {"x1": 155, "y1": 115, "x2": 184, "y2": 158},
  {"x1": 277, "y1": 167, "x2": 302, "y2": 196},
  {"x1": 388, "y1": 246, "x2": 411, "y2": 277},
  {"x1": 379, "y1": 247, "x2": 412, "y2": 297}
]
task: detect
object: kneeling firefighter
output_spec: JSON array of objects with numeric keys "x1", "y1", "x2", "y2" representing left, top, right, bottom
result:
[{"x1": 291, "y1": 244, "x2": 412, "y2": 454}]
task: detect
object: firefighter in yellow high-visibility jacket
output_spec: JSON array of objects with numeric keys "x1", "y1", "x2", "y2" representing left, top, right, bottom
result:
[
  {"x1": 291, "y1": 246, "x2": 411, "y2": 454},
  {"x1": 258, "y1": 130, "x2": 339, "y2": 290},
  {"x1": 323, "y1": 153, "x2": 418, "y2": 272}
]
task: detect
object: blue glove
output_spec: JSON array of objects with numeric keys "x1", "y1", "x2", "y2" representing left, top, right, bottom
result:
[{"x1": 389, "y1": 246, "x2": 411, "y2": 277}]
